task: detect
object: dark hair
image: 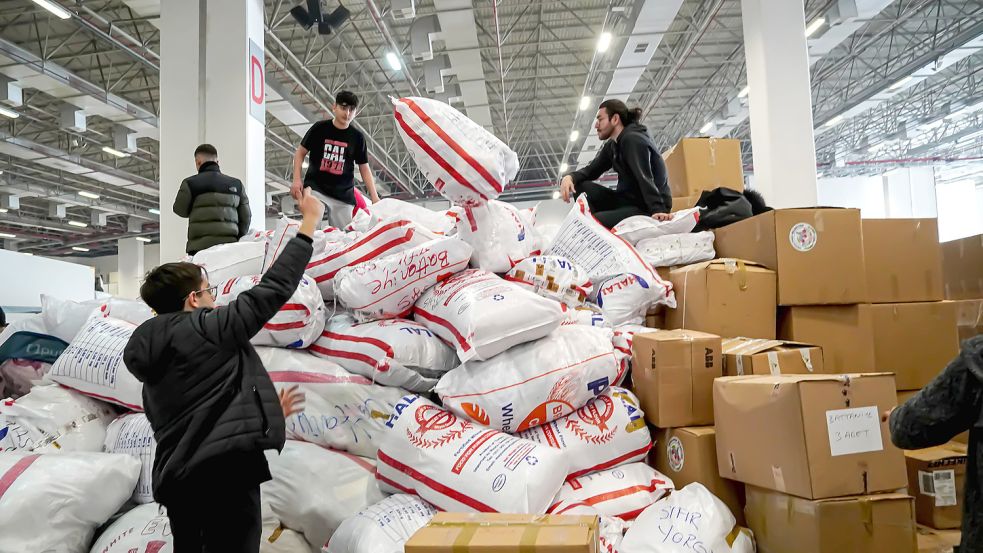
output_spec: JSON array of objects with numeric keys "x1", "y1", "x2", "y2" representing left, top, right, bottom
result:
[
  {"x1": 599, "y1": 99, "x2": 643, "y2": 126},
  {"x1": 194, "y1": 144, "x2": 218, "y2": 158},
  {"x1": 140, "y1": 262, "x2": 206, "y2": 314},
  {"x1": 0, "y1": 305, "x2": 6, "y2": 327},
  {"x1": 336, "y1": 90, "x2": 359, "y2": 107}
]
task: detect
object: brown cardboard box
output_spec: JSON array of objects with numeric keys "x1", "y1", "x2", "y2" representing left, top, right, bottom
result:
[
  {"x1": 721, "y1": 337, "x2": 825, "y2": 376},
  {"x1": 896, "y1": 391, "x2": 969, "y2": 445},
  {"x1": 645, "y1": 310, "x2": 666, "y2": 329},
  {"x1": 714, "y1": 373, "x2": 906, "y2": 499},
  {"x1": 905, "y1": 444, "x2": 967, "y2": 530},
  {"x1": 779, "y1": 305, "x2": 876, "y2": 373},
  {"x1": 663, "y1": 137, "x2": 744, "y2": 198},
  {"x1": 714, "y1": 208, "x2": 868, "y2": 305},
  {"x1": 745, "y1": 486, "x2": 917, "y2": 553},
  {"x1": 942, "y1": 233, "x2": 983, "y2": 300},
  {"x1": 917, "y1": 526, "x2": 962, "y2": 553},
  {"x1": 670, "y1": 194, "x2": 700, "y2": 213},
  {"x1": 863, "y1": 218, "x2": 944, "y2": 303},
  {"x1": 953, "y1": 298, "x2": 983, "y2": 341},
  {"x1": 651, "y1": 427, "x2": 745, "y2": 525},
  {"x1": 871, "y1": 302, "x2": 959, "y2": 391},
  {"x1": 405, "y1": 513, "x2": 598, "y2": 553},
  {"x1": 665, "y1": 259, "x2": 777, "y2": 339},
  {"x1": 631, "y1": 330, "x2": 721, "y2": 428}
]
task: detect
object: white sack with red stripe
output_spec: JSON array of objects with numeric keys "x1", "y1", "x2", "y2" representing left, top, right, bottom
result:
[
  {"x1": 88, "y1": 502, "x2": 173, "y2": 553},
  {"x1": 392, "y1": 97, "x2": 518, "y2": 204},
  {"x1": 620, "y1": 483, "x2": 753, "y2": 553},
  {"x1": 47, "y1": 317, "x2": 143, "y2": 411},
  {"x1": 0, "y1": 450, "x2": 140, "y2": 553},
  {"x1": 352, "y1": 198, "x2": 456, "y2": 236},
  {"x1": 307, "y1": 219, "x2": 434, "y2": 299},
  {"x1": 311, "y1": 318, "x2": 457, "y2": 393},
  {"x1": 546, "y1": 196, "x2": 675, "y2": 308},
  {"x1": 214, "y1": 274, "x2": 326, "y2": 349},
  {"x1": 258, "y1": 348, "x2": 406, "y2": 458},
  {"x1": 263, "y1": 440, "x2": 384, "y2": 549},
  {"x1": 549, "y1": 462, "x2": 674, "y2": 521},
  {"x1": 263, "y1": 216, "x2": 354, "y2": 272},
  {"x1": 41, "y1": 295, "x2": 152, "y2": 344},
  {"x1": 612, "y1": 324, "x2": 650, "y2": 380},
  {"x1": 413, "y1": 269, "x2": 564, "y2": 362},
  {"x1": 561, "y1": 304, "x2": 610, "y2": 328},
  {"x1": 452, "y1": 200, "x2": 540, "y2": 273},
  {"x1": 517, "y1": 387, "x2": 651, "y2": 480},
  {"x1": 0, "y1": 384, "x2": 116, "y2": 453},
  {"x1": 593, "y1": 273, "x2": 667, "y2": 327},
  {"x1": 436, "y1": 325, "x2": 620, "y2": 433},
  {"x1": 103, "y1": 412, "x2": 155, "y2": 504},
  {"x1": 542, "y1": 502, "x2": 627, "y2": 553},
  {"x1": 636, "y1": 231, "x2": 716, "y2": 268},
  {"x1": 612, "y1": 208, "x2": 701, "y2": 246},
  {"x1": 241, "y1": 228, "x2": 275, "y2": 243},
  {"x1": 334, "y1": 237, "x2": 473, "y2": 322},
  {"x1": 505, "y1": 255, "x2": 593, "y2": 307},
  {"x1": 326, "y1": 494, "x2": 437, "y2": 553},
  {"x1": 192, "y1": 241, "x2": 268, "y2": 286},
  {"x1": 375, "y1": 394, "x2": 569, "y2": 514},
  {"x1": 0, "y1": 359, "x2": 50, "y2": 398}
]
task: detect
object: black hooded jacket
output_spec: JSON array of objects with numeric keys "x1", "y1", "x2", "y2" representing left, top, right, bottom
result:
[
  {"x1": 567, "y1": 122, "x2": 672, "y2": 214},
  {"x1": 890, "y1": 335, "x2": 983, "y2": 552},
  {"x1": 123, "y1": 235, "x2": 313, "y2": 503}
]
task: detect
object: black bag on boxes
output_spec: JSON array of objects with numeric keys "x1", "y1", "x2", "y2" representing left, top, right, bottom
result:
[{"x1": 693, "y1": 187, "x2": 771, "y2": 231}]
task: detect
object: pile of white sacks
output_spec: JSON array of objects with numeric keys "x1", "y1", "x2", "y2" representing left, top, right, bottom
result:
[{"x1": 0, "y1": 97, "x2": 739, "y2": 553}]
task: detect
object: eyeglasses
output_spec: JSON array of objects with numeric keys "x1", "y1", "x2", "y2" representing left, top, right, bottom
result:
[{"x1": 192, "y1": 286, "x2": 217, "y2": 298}]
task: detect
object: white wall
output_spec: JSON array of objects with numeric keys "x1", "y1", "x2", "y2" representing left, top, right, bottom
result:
[
  {"x1": 0, "y1": 249, "x2": 95, "y2": 311},
  {"x1": 59, "y1": 244, "x2": 161, "y2": 284}
]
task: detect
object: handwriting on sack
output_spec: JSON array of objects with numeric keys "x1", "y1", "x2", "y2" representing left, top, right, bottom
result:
[
  {"x1": 657, "y1": 505, "x2": 711, "y2": 553},
  {"x1": 369, "y1": 248, "x2": 452, "y2": 295},
  {"x1": 287, "y1": 397, "x2": 393, "y2": 444}
]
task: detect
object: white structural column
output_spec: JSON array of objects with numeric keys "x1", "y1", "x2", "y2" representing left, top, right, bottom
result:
[
  {"x1": 159, "y1": 0, "x2": 267, "y2": 263},
  {"x1": 741, "y1": 0, "x2": 819, "y2": 208},
  {"x1": 117, "y1": 237, "x2": 145, "y2": 300}
]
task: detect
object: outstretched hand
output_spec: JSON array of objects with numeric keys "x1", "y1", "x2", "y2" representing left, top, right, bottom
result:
[
  {"x1": 279, "y1": 385, "x2": 306, "y2": 418},
  {"x1": 652, "y1": 212, "x2": 673, "y2": 221}
]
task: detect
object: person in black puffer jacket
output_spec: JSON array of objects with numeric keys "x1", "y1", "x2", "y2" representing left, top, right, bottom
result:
[
  {"x1": 173, "y1": 144, "x2": 252, "y2": 255},
  {"x1": 124, "y1": 189, "x2": 323, "y2": 553}
]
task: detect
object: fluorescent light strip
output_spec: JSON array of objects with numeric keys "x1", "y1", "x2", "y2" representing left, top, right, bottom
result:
[
  {"x1": 32, "y1": 0, "x2": 71, "y2": 19},
  {"x1": 385, "y1": 52, "x2": 401, "y2": 71},
  {"x1": 579, "y1": 96, "x2": 591, "y2": 111},
  {"x1": 738, "y1": 86, "x2": 750, "y2": 99},
  {"x1": 67, "y1": 220, "x2": 87, "y2": 228},
  {"x1": 0, "y1": 208, "x2": 7, "y2": 213},
  {"x1": 804, "y1": 17, "x2": 826, "y2": 38},
  {"x1": 135, "y1": 236, "x2": 152, "y2": 243},
  {"x1": 700, "y1": 122, "x2": 714, "y2": 134},
  {"x1": 559, "y1": 163, "x2": 569, "y2": 173},
  {"x1": 569, "y1": 130, "x2": 580, "y2": 142},
  {"x1": 889, "y1": 76, "x2": 913, "y2": 90},
  {"x1": 71, "y1": 246, "x2": 89, "y2": 252},
  {"x1": 0, "y1": 106, "x2": 19, "y2": 119},
  {"x1": 0, "y1": 232, "x2": 15, "y2": 239},
  {"x1": 596, "y1": 32, "x2": 612, "y2": 53},
  {"x1": 148, "y1": 208, "x2": 160, "y2": 215},
  {"x1": 102, "y1": 146, "x2": 129, "y2": 158},
  {"x1": 825, "y1": 115, "x2": 845, "y2": 127},
  {"x1": 78, "y1": 191, "x2": 100, "y2": 199}
]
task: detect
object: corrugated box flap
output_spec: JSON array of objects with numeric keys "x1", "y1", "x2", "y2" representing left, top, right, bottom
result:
[
  {"x1": 717, "y1": 373, "x2": 894, "y2": 386},
  {"x1": 722, "y1": 337, "x2": 814, "y2": 356}
]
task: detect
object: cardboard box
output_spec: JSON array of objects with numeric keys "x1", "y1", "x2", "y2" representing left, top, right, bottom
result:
[
  {"x1": 863, "y1": 218, "x2": 944, "y2": 303},
  {"x1": 721, "y1": 338, "x2": 824, "y2": 376},
  {"x1": 942, "y1": 233, "x2": 983, "y2": 300},
  {"x1": 631, "y1": 330, "x2": 721, "y2": 428},
  {"x1": 645, "y1": 310, "x2": 666, "y2": 329},
  {"x1": 651, "y1": 426, "x2": 745, "y2": 525},
  {"x1": 670, "y1": 194, "x2": 700, "y2": 213},
  {"x1": 665, "y1": 259, "x2": 777, "y2": 339},
  {"x1": 714, "y1": 373, "x2": 906, "y2": 499},
  {"x1": 870, "y1": 302, "x2": 959, "y2": 391},
  {"x1": 663, "y1": 137, "x2": 744, "y2": 198},
  {"x1": 905, "y1": 444, "x2": 967, "y2": 530},
  {"x1": 714, "y1": 208, "x2": 868, "y2": 305},
  {"x1": 405, "y1": 513, "x2": 598, "y2": 553},
  {"x1": 896, "y1": 391, "x2": 969, "y2": 445},
  {"x1": 953, "y1": 298, "x2": 983, "y2": 342},
  {"x1": 917, "y1": 526, "x2": 962, "y2": 553},
  {"x1": 779, "y1": 305, "x2": 876, "y2": 373},
  {"x1": 745, "y1": 486, "x2": 917, "y2": 553}
]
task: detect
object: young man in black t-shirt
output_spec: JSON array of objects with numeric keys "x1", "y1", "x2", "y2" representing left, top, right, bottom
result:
[{"x1": 291, "y1": 90, "x2": 380, "y2": 214}]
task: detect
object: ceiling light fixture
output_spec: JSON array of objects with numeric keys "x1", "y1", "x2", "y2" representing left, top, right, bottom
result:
[
  {"x1": 71, "y1": 246, "x2": 89, "y2": 252},
  {"x1": 385, "y1": 52, "x2": 401, "y2": 71},
  {"x1": 700, "y1": 122, "x2": 714, "y2": 134},
  {"x1": 102, "y1": 146, "x2": 129, "y2": 158},
  {"x1": 889, "y1": 76, "x2": 913, "y2": 90},
  {"x1": 738, "y1": 86, "x2": 750, "y2": 99},
  {"x1": 596, "y1": 32, "x2": 612, "y2": 53},
  {"x1": 579, "y1": 96, "x2": 591, "y2": 111},
  {"x1": 135, "y1": 236, "x2": 152, "y2": 243},
  {"x1": 804, "y1": 17, "x2": 826, "y2": 38},
  {"x1": 78, "y1": 191, "x2": 100, "y2": 199},
  {"x1": 552, "y1": 191, "x2": 560, "y2": 200},
  {"x1": 31, "y1": 0, "x2": 71, "y2": 19},
  {"x1": 0, "y1": 208, "x2": 7, "y2": 213},
  {"x1": 149, "y1": 208, "x2": 160, "y2": 215},
  {"x1": 825, "y1": 115, "x2": 845, "y2": 127},
  {"x1": 569, "y1": 130, "x2": 580, "y2": 142},
  {"x1": 0, "y1": 106, "x2": 20, "y2": 119},
  {"x1": 0, "y1": 232, "x2": 15, "y2": 239},
  {"x1": 67, "y1": 220, "x2": 87, "y2": 228},
  {"x1": 559, "y1": 162, "x2": 569, "y2": 173}
]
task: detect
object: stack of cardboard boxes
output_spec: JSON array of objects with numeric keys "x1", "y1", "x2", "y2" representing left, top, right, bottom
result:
[{"x1": 663, "y1": 137, "x2": 745, "y2": 213}]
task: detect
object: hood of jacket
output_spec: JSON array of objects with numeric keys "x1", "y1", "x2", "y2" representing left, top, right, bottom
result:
[{"x1": 125, "y1": 311, "x2": 192, "y2": 385}]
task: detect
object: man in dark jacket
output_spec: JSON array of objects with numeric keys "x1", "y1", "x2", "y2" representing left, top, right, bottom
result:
[
  {"x1": 887, "y1": 335, "x2": 983, "y2": 553},
  {"x1": 173, "y1": 144, "x2": 252, "y2": 255},
  {"x1": 124, "y1": 188, "x2": 324, "y2": 553},
  {"x1": 559, "y1": 99, "x2": 673, "y2": 228}
]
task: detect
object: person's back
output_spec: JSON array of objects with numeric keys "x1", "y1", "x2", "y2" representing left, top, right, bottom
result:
[
  {"x1": 888, "y1": 335, "x2": 983, "y2": 553},
  {"x1": 124, "y1": 190, "x2": 322, "y2": 553},
  {"x1": 174, "y1": 143, "x2": 251, "y2": 255}
]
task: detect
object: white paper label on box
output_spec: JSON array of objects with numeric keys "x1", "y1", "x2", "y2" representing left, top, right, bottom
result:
[
  {"x1": 826, "y1": 406, "x2": 884, "y2": 457},
  {"x1": 789, "y1": 223, "x2": 818, "y2": 252},
  {"x1": 800, "y1": 349, "x2": 814, "y2": 372},
  {"x1": 767, "y1": 352, "x2": 781, "y2": 375},
  {"x1": 772, "y1": 465, "x2": 786, "y2": 491},
  {"x1": 934, "y1": 470, "x2": 958, "y2": 507}
]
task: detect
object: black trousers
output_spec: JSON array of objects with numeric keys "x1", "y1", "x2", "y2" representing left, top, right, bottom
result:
[
  {"x1": 574, "y1": 181, "x2": 647, "y2": 229},
  {"x1": 164, "y1": 484, "x2": 262, "y2": 553}
]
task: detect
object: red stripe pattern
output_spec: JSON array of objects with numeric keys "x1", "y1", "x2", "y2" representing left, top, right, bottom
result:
[{"x1": 0, "y1": 454, "x2": 40, "y2": 500}]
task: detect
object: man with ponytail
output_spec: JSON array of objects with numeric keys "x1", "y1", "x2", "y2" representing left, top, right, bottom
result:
[{"x1": 559, "y1": 99, "x2": 672, "y2": 228}]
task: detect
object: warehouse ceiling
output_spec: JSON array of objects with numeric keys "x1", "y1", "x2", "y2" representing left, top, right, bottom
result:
[{"x1": 0, "y1": 0, "x2": 980, "y2": 256}]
